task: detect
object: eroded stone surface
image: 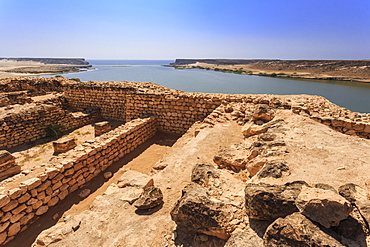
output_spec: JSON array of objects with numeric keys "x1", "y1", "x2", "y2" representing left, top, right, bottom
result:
[
  {"x1": 245, "y1": 181, "x2": 307, "y2": 221},
  {"x1": 296, "y1": 186, "x2": 353, "y2": 228},
  {"x1": 263, "y1": 212, "x2": 345, "y2": 247}
]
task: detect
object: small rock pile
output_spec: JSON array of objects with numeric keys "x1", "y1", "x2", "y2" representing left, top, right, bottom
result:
[{"x1": 171, "y1": 165, "x2": 370, "y2": 246}]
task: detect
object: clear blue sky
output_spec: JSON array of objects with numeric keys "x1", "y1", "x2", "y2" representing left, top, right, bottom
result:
[{"x1": 1, "y1": 0, "x2": 369, "y2": 60}]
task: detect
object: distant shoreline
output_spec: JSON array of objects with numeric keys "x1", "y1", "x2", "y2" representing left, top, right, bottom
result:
[
  {"x1": 170, "y1": 59, "x2": 370, "y2": 83},
  {"x1": 0, "y1": 58, "x2": 91, "y2": 78}
]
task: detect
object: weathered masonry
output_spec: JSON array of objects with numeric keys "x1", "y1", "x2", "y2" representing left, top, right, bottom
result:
[
  {"x1": 1, "y1": 77, "x2": 370, "y2": 139},
  {"x1": 0, "y1": 117, "x2": 157, "y2": 244},
  {"x1": 0, "y1": 77, "x2": 369, "y2": 244}
]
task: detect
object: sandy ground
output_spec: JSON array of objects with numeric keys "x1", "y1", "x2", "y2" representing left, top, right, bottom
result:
[
  {"x1": 0, "y1": 59, "x2": 89, "y2": 77},
  {"x1": 0, "y1": 60, "x2": 45, "y2": 77}
]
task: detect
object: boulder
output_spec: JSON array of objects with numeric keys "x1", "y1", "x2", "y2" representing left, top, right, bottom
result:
[
  {"x1": 263, "y1": 212, "x2": 345, "y2": 247},
  {"x1": 171, "y1": 183, "x2": 234, "y2": 239},
  {"x1": 213, "y1": 146, "x2": 248, "y2": 172},
  {"x1": 256, "y1": 161, "x2": 290, "y2": 179},
  {"x1": 338, "y1": 183, "x2": 368, "y2": 203},
  {"x1": 338, "y1": 183, "x2": 370, "y2": 232},
  {"x1": 252, "y1": 104, "x2": 275, "y2": 123},
  {"x1": 224, "y1": 230, "x2": 263, "y2": 247},
  {"x1": 295, "y1": 186, "x2": 352, "y2": 228},
  {"x1": 133, "y1": 186, "x2": 163, "y2": 210},
  {"x1": 191, "y1": 163, "x2": 219, "y2": 186},
  {"x1": 245, "y1": 181, "x2": 307, "y2": 221}
]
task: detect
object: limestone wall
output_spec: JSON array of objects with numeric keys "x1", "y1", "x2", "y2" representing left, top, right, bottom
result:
[
  {"x1": 1, "y1": 78, "x2": 370, "y2": 142},
  {"x1": 0, "y1": 116, "x2": 157, "y2": 245},
  {"x1": 0, "y1": 104, "x2": 99, "y2": 149},
  {"x1": 62, "y1": 82, "x2": 370, "y2": 138}
]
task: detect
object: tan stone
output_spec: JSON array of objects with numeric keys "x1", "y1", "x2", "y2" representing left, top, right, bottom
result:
[
  {"x1": 53, "y1": 137, "x2": 77, "y2": 153},
  {"x1": 117, "y1": 170, "x2": 153, "y2": 189},
  {"x1": 21, "y1": 177, "x2": 42, "y2": 190},
  {"x1": 58, "y1": 190, "x2": 68, "y2": 200},
  {"x1": 296, "y1": 186, "x2": 352, "y2": 228},
  {"x1": 0, "y1": 194, "x2": 10, "y2": 208},
  {"x1": 7, "y1": 222, "x2": 20, "y2": 236},
  {"x1": 20, "y1": 213, "x2": 34, "y2": 225},
  {"x1": 8, "y1": 188, "x2": 22, "y2": 200},
  {"x1": 2, "y1": 200, "x2": 18, "y2": 212},
  {"x1": 47, "y1": 197, "x2": 59, "y2": 207},
  {"x1": 0, "y1": 221, "x2": 10, "y2": 233},
  {"x1": 0, "y1": 231, "x2": 7, "y2": 245},
  {"x1": 17, "y1": 193, "x2": 31, "y2": 204},
  {"x1": 1, "y1": 212, "x2": 11, "y2": 223},
  {"x1": 32, "y1": 200, "x2": 43, "y2": 210},
  {"x1": 35, "y1": 205, "x2": 48, "y2": 216},
  {"x1": 36, "y1": 180, "x2": 51, "y2": 192},
  {"x1": 10, "y1": 212, "x2": 25, "y2": 224},
  {"x1": 11, "y1": 204, "x2": 27, "y2": 215}
]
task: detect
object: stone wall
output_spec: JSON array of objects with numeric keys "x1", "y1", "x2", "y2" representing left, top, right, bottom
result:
[
  {"x1": 62, "y1": 81, "x2": 370, "y2": 138},
  {"x1": 0, "y1": 116, "x2": 157, "y2": 245},
  {"x1": 1, "y1": 77, "x2": 370, "y2": 139},
  {"x1": 0, "y1": 104, "x2": 99, "y2": 149}
]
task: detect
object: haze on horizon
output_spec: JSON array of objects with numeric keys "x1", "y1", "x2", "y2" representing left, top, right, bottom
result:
[{"x1": 1, "y1": 0, "x2": 369, "y2": 60}]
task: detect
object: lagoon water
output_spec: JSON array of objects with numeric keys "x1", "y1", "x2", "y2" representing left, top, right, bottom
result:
[{"x1": 44, "y1": 60, "x2": 370, "y2": 113}]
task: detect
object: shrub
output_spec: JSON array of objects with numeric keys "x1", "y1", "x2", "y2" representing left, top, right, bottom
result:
[
  {"x1": 70, "y1": 78, "x2": 81, "y2": 82},
  {"x1": 44, "y1": 123, "x2": 62, "y2": 138}
]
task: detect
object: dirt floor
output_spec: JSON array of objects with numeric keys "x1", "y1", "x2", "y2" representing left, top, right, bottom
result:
[{"x1": 4, "y1": 131, "x2": 179, "y2": 247}]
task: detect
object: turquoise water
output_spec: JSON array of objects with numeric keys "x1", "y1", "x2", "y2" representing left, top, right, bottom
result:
[{"x1": 42, "y1": 60, "x2": 370, "y2": 113}]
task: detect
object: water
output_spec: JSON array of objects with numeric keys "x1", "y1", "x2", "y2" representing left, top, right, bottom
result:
[{"x1": 42, "y1": 60, "x2": 370, "y2": 113}]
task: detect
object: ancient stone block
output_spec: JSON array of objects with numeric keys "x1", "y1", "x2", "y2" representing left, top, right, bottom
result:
[
  {"x1": 0, "y1": 150, "x2": 20, "y2": 180},
  {"x1": 53, "y1": 137, "x2": 77, "y2": 153},
  {"x1": 94, "y1": 121, "x2": 111, "y2": 136},
  {"x1": 21, "y1": 177, "x2": 42, "y2": 191}
]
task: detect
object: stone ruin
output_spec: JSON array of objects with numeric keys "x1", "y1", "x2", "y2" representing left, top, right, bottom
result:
[
  {"x1": 52, "y1": 137, "x2": 77, "y2": 153},
  {"x1": 0, "y1": 77, "x2": 369, "y2": 245},
  {"x1": 0, "y1": 151, "x2": 20, "y2": 181},
  {"x1": 94, "y1": 121, "x2": 111, "y2": 136}
]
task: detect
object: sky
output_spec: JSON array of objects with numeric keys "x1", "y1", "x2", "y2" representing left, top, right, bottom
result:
[{"x1": 0, "y1": 0, "x2": 369, "y2": 60}]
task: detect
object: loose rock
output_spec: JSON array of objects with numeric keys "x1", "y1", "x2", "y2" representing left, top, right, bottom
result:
[
  {"x1": 245, "y1": 181, "x2": 307, "y2": 221},
  {"x1": 133, "y1": 186, "x2": 163, "y2": 210},
  {"x1": 295, "y1": 186, "x2": 352, "y2": 228}
]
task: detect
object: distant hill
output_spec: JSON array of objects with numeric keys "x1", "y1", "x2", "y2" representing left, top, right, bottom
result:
[
  {"x1": 171, "y1": 59, "x2": 277, "y2": 66},
  {"x1": 0, "y1": 58, "x2": 90, "y2": 66}
]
